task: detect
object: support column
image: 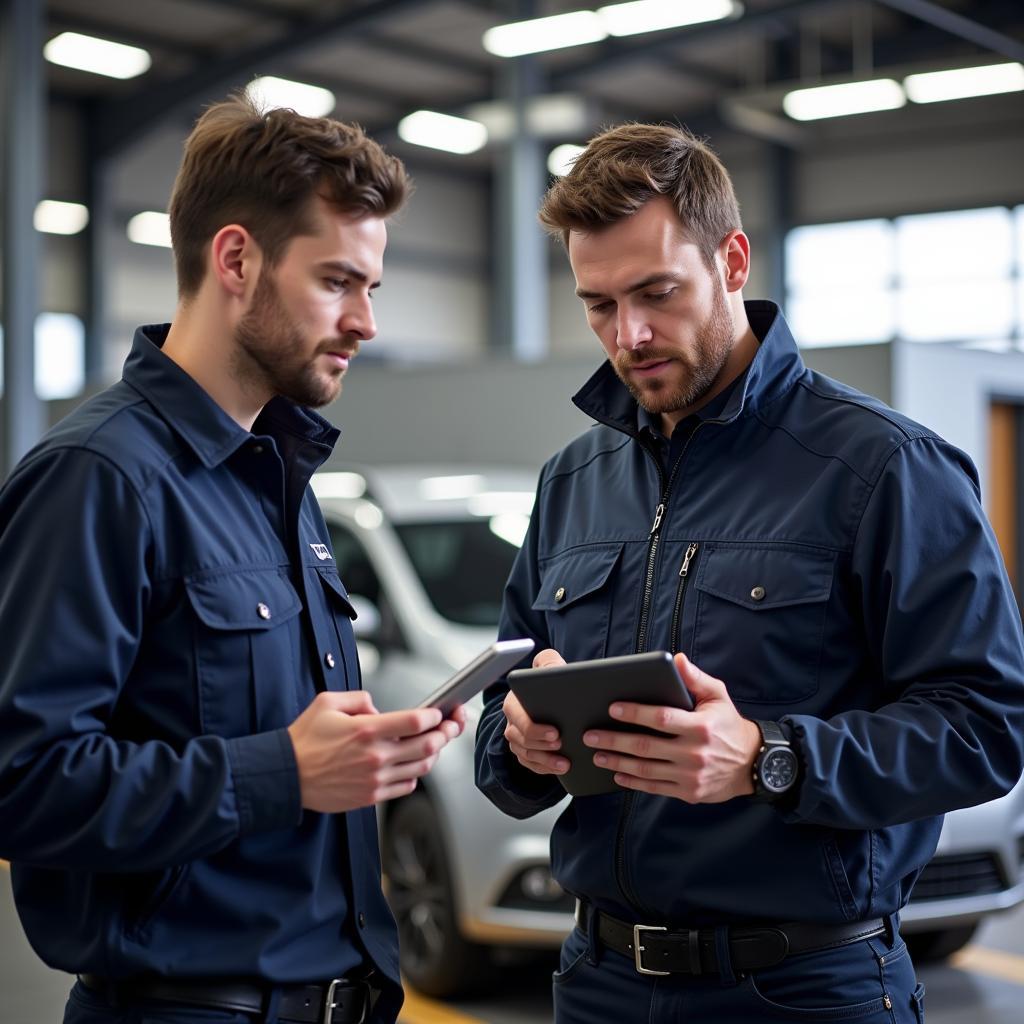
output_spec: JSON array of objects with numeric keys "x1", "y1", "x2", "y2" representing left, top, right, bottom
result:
[
  {"x1": 491, "y1": 1, "x2": 549, "y2": 361},
  {"x1": 1, "y1": 0, "x2": 46, "y2": 478}
]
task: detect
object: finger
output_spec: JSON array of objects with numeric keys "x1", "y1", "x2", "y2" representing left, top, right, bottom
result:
[
  {"x1": 532, "y1": 648, "x2": 566, "y2": 669},
  {"x1": 367, "y1": 707, "x2": 444, "y2": 739},
  {"x1": 503, "y1": 692, "x2": 560, "y2": 744},
  {"x1": 612, "y1": 773, "x2": 686, "y2": 799},
  {"x1": 505, "y1": 723, "x2": 562, "y2": 752},
  {"x1": 582, "y1": 728, "x2": 677, "y2": 760},
  {"x1": 438, "y1": 718, "x2": 463, "y2": 741},
  {"x1": 318, "y1": 689, "x2": 378, "y2": 714},
  {"x1": 374, "y1": 778, "x2": 420, "y2": 803},
  {"x1": 592, "y1": 750, "x2": 677, "y2": 783},
  {"x1": 604, "y1": 701, "x2": 691, "y2": 736},
  {"x1": 388, "y1": 729, "x2": 447, "y2": 765},
  {"x1": 381, "y1": 752, "x2": 440, "y2": 784},
  {"x1": 510, "y1": 743, "x2": 570, "y2": 775},
  {"x1": 675, "y1": 653, "x2": 727, "y2": 703}
]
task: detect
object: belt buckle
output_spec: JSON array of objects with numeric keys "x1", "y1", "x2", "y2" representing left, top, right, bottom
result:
[
  {"x1": 633, "y1": 924, "x2": 670, "y2": 976},
  {"x1": 322, "y1": 978, "x2": 365, "y2": 1024}
]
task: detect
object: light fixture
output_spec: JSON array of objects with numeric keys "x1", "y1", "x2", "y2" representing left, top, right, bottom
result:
[
  {"x1": 598, "y1": 0, "x2": 739, "y2": 38},
  {"x1": 311, "y1": 472, "x2": 368, "y2": 499},
  {"x1": 247, "y1": 76, "x2": 336, "y2": 118},
  {"x1": 548, "y1": 144, "x2": 586, "y2": 177},
  {"x1": 419, "y1": 475, "x2": 486, "y2": 500},
  {"x1": 43, "y1": 31, "x2": 151, "y2": 80},
  {"x1": 465, "y1": 94, "x2": 590, "y2": 143},
  {"x1": 783, "y1": 79, "x2": 905, "y2": 121},
  {"x1": 904, "y1": 62, "x2": 1024, "y2": 104},
  {"x1": 127, "y1": 211, "x2": 172, "y2": 248},
  {"x1": 34, "y1": 200, "x2": 89, "y2": 236},
  {"x1": 483, "y1": 11, "x2": 606, "y2": 57},
  {"x1": 397, "y1": 111, "x2": 488, "y2": 154}
]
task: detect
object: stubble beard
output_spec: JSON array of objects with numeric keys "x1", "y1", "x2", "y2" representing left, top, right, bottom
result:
[
  {"x1": 614, "y1": 280, "x2": 735, "y2": 417},
  {"x1": 233, "y1": 270, "x2": 354, "y2": 409}
]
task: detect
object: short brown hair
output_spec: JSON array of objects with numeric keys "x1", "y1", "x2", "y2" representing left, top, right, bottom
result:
[
  {"x1": 168, "y1": 93, "x2": 411, "y2": 298},
  {"x1": 538, "y1": 123, "x2": 741, "y2": 267}
]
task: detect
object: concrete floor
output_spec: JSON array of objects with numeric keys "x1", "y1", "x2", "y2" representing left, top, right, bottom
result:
[{"x1": 3, "y1": 864, "x2": 1022, "y2": 1023}]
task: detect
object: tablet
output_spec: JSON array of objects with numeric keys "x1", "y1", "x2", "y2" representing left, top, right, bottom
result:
[
  {"x1": 507, "y1": 651, "x2": 693, "y2": 797},
  {"x1": 417, "y1": 638, "x2": 535, "y2": 716}
]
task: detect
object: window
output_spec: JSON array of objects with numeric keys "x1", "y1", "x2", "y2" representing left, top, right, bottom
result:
[
  {"x1": 0, "y1": 312, "x2": 86, "y2": 399},
  {"x1": 786, "y1": 206, "x2": 1024, "y2": 348}
]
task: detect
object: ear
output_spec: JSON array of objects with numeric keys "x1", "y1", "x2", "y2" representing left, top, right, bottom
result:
[
  {"x1": 718, "y1": 230, "x2": 750, "y2": 294},
  {"x1": 208, "y1": 224, "x2": 262, "y2": 301}
]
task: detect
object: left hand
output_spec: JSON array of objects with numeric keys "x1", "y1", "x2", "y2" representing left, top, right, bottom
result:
[{"x1": 581, "y1": 653, "x2": 761, "y2": 803}]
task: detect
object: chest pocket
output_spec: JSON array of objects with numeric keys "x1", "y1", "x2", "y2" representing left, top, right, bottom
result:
[
  {"x1": 690, "y1": 545, "x2": 835, "y2": 705},
  {"x1": 185, "y1": 567, "x2": 303, "y2": 736},
  {"x1": 532, "y1": 544, "x2": 622, "y2": 662}
]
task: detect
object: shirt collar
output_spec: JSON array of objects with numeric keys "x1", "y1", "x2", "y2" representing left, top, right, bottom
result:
[
  {"x1": 636, "y1": 372, "x2": 740, "y2": 441},
  {"x1": 122, "y1": 324, "x2": 340, "y2": 469}
]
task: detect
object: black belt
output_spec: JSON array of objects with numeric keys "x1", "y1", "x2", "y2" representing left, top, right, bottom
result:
[
  {"x1": 78, "y1": 973, "x2": 370, "y2": 1024},
  {"x1": 575, "y1": 900, "x2": 887, "y2": 977}
]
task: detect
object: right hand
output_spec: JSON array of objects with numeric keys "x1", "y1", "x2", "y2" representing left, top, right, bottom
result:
[
  {"x1": 288, "y1": 690, "x2": 458, "y2": 812},
  {"x1": 502, "y1": 648, "x2": 569, "y2": 777}
]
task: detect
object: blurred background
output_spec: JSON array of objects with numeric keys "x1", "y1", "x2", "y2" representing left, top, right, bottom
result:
[{"x1": 2, "y1": 1, "x2": 1024, "y2": 1022}]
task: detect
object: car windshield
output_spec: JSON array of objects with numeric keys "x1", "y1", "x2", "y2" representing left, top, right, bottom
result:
[{"x1": 394, "y1": 519, "x2": 522, "y2": 627}]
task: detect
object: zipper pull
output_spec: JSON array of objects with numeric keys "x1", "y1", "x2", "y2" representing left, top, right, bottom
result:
[
  {"x1": 650, "y1": 502, "x2": 666, "y2": 536},
  {"x1": 679, "y1": 542, "x2": 698, "y2": 577}
]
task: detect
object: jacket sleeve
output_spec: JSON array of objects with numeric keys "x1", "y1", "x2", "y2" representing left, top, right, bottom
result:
[
  {"x1": 475, "y1": 468, "x2": 567, "y2": 819},
  {"x1": 783, "y1": 435, "x2": 1024, "y2": 829},
  {"x1": 0, "y1": 448, "x2": 300, "y2": 871}
]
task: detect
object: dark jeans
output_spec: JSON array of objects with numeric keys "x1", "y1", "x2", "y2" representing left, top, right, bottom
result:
[{"x1": 553, "y1": 920, "x2": 927, "y2": 1023}]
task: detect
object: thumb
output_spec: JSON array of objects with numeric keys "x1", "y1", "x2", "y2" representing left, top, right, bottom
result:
[
  {"x1": 533, "y1": 648, "x2": 566, "y2": 670},
  {"x1": 674, "y1": 652, "x2": 726, "y2": 705},
  {"x1": 323, "y1": 689, "x2": 378, "y2": 715}
]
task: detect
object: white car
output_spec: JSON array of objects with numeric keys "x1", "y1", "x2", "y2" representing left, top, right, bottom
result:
[{"x1": 312, "y1": 464, "x2": 1024, "y2": 996}]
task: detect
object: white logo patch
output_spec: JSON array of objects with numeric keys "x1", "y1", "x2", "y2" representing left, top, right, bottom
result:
[{"x1": 309, "y1": 543, "x2": 332, "y2": 561}]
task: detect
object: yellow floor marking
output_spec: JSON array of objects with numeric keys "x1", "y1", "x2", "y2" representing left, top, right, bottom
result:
[
  {"x1": 952, "y1": 944, "x2": 1024, "y2": 987},
  {"x1": 399, "y1": 988, "x2": 486, "y2": 1024}
]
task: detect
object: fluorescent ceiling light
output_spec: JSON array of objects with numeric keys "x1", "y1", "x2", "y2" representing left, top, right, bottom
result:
[
  {"x1": 548, "y1": 144, "x2": 586, "y2": 177},
  {"x1": 397, "y1": 111, "x2": 488, "y2": 154},
  {"x1": 247, "y1": 76, "x2": 336, "y2": 118},
  {"x1": 783, "y1": 79, "x2": 905, "y2": 121},
  {"x1": 127, "y1": 211, "x2": 172, "y2": 248},
  {"x1": 489, "y1": 512, "x2": 530, "y2": 548},
  {"x1": 904, "y1": 62, "x2": 1024, "y2": 104},
  {"x1": 467, "y1": 491, "x2": 536, "y2": 517},
  {"x1": 598, "y1": 0, "x2": 739, "y2": 38},
  {"x1": 465, "y1": 94, "x2": 589, "y2": 142},
  {"x1": 44, "y1": 31, "x2": 151, "y2": 80},
  {"x1": 34, "y1": 200, "x2": 89, "y2": 236},
  {"x1": 483, "y1": 11, "x2": 606, "y2": 57},
  {"x1": 419, "y1": 474, "x2": 486, "y2": 500},
  {"x1": 311, "y1": 472, "x2": 367, "y2": 499}
]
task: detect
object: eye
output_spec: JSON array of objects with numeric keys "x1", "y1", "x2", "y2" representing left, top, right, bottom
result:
[
  {"x1": 646, "y1": 288, "x2": 675, "y2": 303},
  {"x1": 587, "y1": 300, "x2": 613, "y2": 314},
  {"x1": 325, "y1": 277, "x2": 346, "y2": 291}
]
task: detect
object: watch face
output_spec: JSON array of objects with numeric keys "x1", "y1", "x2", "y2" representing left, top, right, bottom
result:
[{"x1": 762, "y1": 748, "x2": 797, "y2": 792}]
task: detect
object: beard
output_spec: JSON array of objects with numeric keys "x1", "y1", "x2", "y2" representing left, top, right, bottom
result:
[
  {"x1": 613, "y1": 278, "x2": 735, "y2": 417},
  {"x1": 232, "y1": 270, "x2": 357, "y2": 409}
]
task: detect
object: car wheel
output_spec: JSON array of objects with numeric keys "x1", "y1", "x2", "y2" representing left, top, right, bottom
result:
[
  {"x1": 905, "y1": 923, "x2": 979, "y2": 962},
  {"x1": 382, "y1": 793, "x2": 492, "y2": 998}
]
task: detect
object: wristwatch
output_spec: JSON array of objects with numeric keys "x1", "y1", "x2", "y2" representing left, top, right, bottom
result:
[{"x1": 752, "y1": 720, "x2": 799, "y2": 802}]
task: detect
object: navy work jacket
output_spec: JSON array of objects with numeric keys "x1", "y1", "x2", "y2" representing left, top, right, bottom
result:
[
  {"x1": 0, "y1": 326, "x2": 401, "y2": 1017},
  {"x1": 476, "y1": 301, "x2": 1024, "y2": 926}
]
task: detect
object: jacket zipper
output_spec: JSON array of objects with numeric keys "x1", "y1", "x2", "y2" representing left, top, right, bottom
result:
[{"x1": 669, "y1": 543, "x2": 699, "y2": 654}]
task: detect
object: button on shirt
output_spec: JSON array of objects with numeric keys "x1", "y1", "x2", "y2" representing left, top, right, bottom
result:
[{"x1": 0, "y1": 325, "x2": 401, "y2": 1005}]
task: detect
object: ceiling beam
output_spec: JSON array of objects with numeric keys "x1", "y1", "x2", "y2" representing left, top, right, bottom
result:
[
  {"x1": 874, "y1": 0, "x2": 1024, "y2": 64},
  {"x1": 90, "y1": 0, "x2": 438, "y2": 159}
]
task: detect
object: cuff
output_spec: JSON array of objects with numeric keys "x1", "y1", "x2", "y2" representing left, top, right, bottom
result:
[{"x1": 226, "y1": 728, "x2": 303, "y2": 836}]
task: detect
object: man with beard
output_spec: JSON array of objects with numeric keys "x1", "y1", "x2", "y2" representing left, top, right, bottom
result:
[
  {"x1": 475, "y1": 123, "x2": 1024, "y2": 1022},
  {"x1": 0, "y1": 95, "x2": 465, "y2": 1024}
]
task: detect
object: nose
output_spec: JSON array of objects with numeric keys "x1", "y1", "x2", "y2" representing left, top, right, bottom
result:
[
  {"x1": 615, "y1": 307, "x2": 653, "y2": 351},
  {"x1": 340, "y1": 291, "x2": 376, "y2": 341}
]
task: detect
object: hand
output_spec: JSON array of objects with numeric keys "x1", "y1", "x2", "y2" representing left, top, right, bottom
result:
[
  {"x1": 581, "y1": 653, "x2": 761, "y2": 803},
  {"x1": 288, "y1": 690, "x2": 457, "y2": 812},
  {"x1": 502, "y1": 648, "x2": 569, "y2": 777}
]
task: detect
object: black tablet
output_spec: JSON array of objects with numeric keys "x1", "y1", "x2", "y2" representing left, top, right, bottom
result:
[{"x1": 507, "y1": 651, "x2": 694, "y2": 797}]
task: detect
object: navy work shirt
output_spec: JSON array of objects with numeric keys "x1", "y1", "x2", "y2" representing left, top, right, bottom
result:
[{"x1": 0, "y1": 326, "x2": 401, "y2": 1015}]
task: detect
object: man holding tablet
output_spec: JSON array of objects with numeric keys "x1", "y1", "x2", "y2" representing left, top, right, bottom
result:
[{"x1": 475, "y1": 123, "x2": 1024, "y2": 1023}]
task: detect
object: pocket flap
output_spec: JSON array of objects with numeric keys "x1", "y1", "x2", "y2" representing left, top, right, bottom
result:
[
  {"x1": 185, "y1": 568, "x2": 302, "y2": 630},
  {"x1": 695, "y1": 546, "x2": 834, "y2": 611},
  {"x1": 532, "y1": 545, "x2": 622, "y2": 612},
  {"x1": 316, "y1": 566, "x2": 357, "y2": 619}
]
